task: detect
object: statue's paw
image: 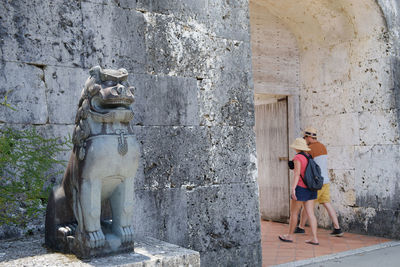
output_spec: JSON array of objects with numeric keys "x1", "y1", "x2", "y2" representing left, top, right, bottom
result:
[
  {"x1": 88, "y1": 230, "x2": 106, "y2": 248},
  {"x1": 114, "y1": 225, "x2": 134, "y2": 244}
]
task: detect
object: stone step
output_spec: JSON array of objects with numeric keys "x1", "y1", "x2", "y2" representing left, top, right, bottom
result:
[{"x1": 0, "y1": 235, "x2": 200, "y2": 267}]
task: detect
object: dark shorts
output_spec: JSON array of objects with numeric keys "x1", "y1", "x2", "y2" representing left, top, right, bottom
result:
[{"x1": 295, "y1": 186, "x2": 317, "y2": 201}]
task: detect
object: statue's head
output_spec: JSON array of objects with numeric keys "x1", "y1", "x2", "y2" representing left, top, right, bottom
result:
[
  {"x1": 72, "y1": 66, "x2": 136, "y2": 157},
  {"x1": 82, "y1": 66, "x2": 135, "y2": 116}
]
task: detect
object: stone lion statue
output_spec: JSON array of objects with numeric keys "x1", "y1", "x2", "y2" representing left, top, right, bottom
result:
[{"x1": 45, "y1": 66, "x2": 140, "y2": 258}]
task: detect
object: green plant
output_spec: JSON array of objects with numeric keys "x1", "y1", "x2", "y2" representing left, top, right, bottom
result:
[
  {"x1": 0, "y1": 90, "x2": 16, "y2": 111},
  {"x1": 0, "y1": 127, "x2": 71, "y2": 226},
  {"x1": 0, "y1": 96, "x2": 71, "y2": 227}
]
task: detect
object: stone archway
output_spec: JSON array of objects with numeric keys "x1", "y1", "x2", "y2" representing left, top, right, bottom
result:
[{"x1": 250, "y1": 0, "x2": 400, "y2": 238}]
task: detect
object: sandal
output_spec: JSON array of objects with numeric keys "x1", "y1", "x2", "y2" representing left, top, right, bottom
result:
[
  {"x1": 305, "y1": 240, "x2": 319, "y2": 245},
  {"x1": 279, "y1": 235, "x2": 293, "y2": 243}
]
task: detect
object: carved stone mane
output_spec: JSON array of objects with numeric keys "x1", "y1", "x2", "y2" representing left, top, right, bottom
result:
[
  {"x1": 72, "y1": 66, "x2": 135, "y2": 160},
  {"x1": 45, "y1": 66, "x2": 140, "y2": 258}
]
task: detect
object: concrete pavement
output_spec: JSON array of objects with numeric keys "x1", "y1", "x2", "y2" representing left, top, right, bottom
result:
[{"x1": 272, "y1": 241, "x2": 400, "y2": 267}]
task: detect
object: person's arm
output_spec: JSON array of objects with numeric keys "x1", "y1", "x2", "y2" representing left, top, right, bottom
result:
[{"x1": 291, "y1": 159, "x2": 301, "y2": 200}]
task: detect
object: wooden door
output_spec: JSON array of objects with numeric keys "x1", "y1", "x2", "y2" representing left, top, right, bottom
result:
[{"x1": 255, "y1": 97, "x2": 289, "y2": 222}]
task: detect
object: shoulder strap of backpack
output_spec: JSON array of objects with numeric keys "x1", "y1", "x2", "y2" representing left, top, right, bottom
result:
[
  {"x1": 299, "y1": 151, "x2": 311, "y2": 160},
  {"x1": 297, "y1": 152, "x2": 309, "y2": 183}
]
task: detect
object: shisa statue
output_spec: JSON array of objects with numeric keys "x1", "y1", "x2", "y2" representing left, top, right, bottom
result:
[{"x1": 45, "y1": 66, "x2": 140, "y2": 258}]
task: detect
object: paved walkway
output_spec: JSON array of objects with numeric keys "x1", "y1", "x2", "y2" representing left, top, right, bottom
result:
[
  {"x1": 301, "y1": 244, "x2": 400, "y2": 267},
  {"x1": 261, "y1": 220, "x2": 393, "y2": 266}
]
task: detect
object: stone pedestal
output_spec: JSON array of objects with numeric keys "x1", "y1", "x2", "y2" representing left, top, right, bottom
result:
[{"x1": 0, "y1": 235, "x2": 199, "y2": 267}]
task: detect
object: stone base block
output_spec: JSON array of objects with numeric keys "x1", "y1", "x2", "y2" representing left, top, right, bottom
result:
[{"x1": 0, "y1": 235, "x2": 200, "y2": 267}]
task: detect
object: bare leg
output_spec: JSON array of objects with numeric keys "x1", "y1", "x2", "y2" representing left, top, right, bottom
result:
[
  {"x1": 299, "y1": 205, "x2": 307, "y2": 229},
  {"x1": 280, "y1": 199, "x2": 304, "y2": 241},
  {"x1": 323, "y1": 202, "x2": 340, "y2": 229},
  {"x1": 304, "y1": 199, "x2": 318, "y2": 244}
]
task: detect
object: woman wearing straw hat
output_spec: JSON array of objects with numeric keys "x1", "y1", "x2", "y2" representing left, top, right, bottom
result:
[{"x1": 278, "y1": 138, "x2": 319, "y2": 245}]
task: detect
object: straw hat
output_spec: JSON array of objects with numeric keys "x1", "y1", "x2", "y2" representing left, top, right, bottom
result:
[
  {"x1": 303, "y1": 127, "x2": 317, "y2": 138},
  {"x1": 290, "y1": 138, "x2": 311, "y2": 151}
]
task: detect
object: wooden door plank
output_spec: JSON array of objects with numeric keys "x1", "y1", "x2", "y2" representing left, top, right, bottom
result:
[{"x1": 255, "y1": 99, "x2": 289, "y2": 222}]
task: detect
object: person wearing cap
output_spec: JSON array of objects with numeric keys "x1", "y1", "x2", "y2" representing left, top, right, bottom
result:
[
  {"x1": 294, "y1": 127, "x2": 343, "y2": 237},
  {"x1": 279, "y1": 138, "x2": 319, "y2": 245}
]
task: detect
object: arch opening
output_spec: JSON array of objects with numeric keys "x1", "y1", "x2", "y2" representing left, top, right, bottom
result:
[{"x1": 251, "y1": 0, "x2": 397, "y2": 235}]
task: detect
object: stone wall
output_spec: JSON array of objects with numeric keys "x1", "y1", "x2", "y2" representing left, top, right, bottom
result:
[
  {"x1": 346, "y1": 0, "x2": 400, "y2": 239},
  {"x1": 0, "y1": 1, "x2": 262, "y2": 265}
]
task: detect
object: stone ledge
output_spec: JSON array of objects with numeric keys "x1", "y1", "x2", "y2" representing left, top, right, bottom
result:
[{"x1": 0, "y1": 235, "x2": 200, "y2": 267}]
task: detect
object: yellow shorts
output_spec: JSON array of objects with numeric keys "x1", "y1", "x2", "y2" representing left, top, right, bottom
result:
[{"x1": 316, "y1": 183, "x2": 330, "y2": 204}]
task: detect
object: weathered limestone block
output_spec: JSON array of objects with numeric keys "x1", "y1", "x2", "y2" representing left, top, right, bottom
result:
[
  {"x1": 143, "y1": 12, "x2": 217, "y2": 78},
  {"x1": 131, "y1": 125, "x2": 257, "y2": 191},
  {"x1": 134, "y1": 126, "x2": 212, "y2": 189},
  {"x1": 250, "y1": 5, "x2": 300, "y2": 95},
  {"x1": 352, "y1": 35, "x2": 391, "y2": 61},
  {"x1": 132, "y1": 183, "x2": 262, "y2": 265},
  {"x1": 327, "y1": 145, "x2": 356, "y2": 170},
  {"x1": 0, "y1": 0, "x2": 83, "y2": 66},
  {"x1": 377, "y1": 0, "x2": 400, "y2": 56},
  {"x1": 350, "y1": 1, "x2": 388, "y2": 40},
  {"x1": 361, "y1": 208, "x2": 400, "y2": 239},
  {"x1": 329, "y1": 169, "x2": 356, "y2": 207},
  {"x1": 143, "y1": 11, "x2": 252, "y2": 76},
  {"x1": 355, "y1": 81, "x2": 396, "y2": 114},
  {"x1": 45, "y1": 67, "x2": 140, "y2": 258},
  {"x1": 88, "y1": 0, "x2": 137, "y2": 9},
  {"x1": 81, "y1": 2, "x2": 147, "y2": 72},
  {"x1": 359, "y1": 110, "x2": 400, "y2": 145},
  {"x1": 137, "y1": 0, "x2": 208, "y2": 20},
  {"x1": 348, "y1": 207, "x2": 377, "y2": 232},
  {"x1": 132, "y1": 169, "x2": 261, "y2": 265},
  {"x1": 137, "y1": 0, "x2": 249, "y2": 41},
  {"x1": 198, "y1": 69, "x2": 255, "y2": 127},
  {"x1": 206, "y1": 0, "x2": 250, "y2": 41},
  {"x1": 394, "y1": 55, "x2": 400, "y2": 91},
  {"x1": 201, "y1": 243, "x2": 261, "y2": 267},
  {"x1": 300, "y1": 82, "x2": 357, "y2": 117},
  {"x1": 355, "y1": 144, "x2": 400, "y2": 209},
  {"x1": 353, "y1": 57, "x2": 395, "y2": 112},
  {"x1": 0, "y1": 62, "x2": 48, "y2": 124},
  {"x1": 211, "y1": 43, "x2": 254, "y2": 126},
  {"x1": 302, "y1": 113, "x2": 360, "y2": 147},
  {"x1": 44, "y1": 67, "x2": 88, "y2": 124},
  {"x1": 186, "y1": 183, "x2": 261, "y2": 264},
  {"x1": 208, "y1": 126, "x2": 257, "y2": 184},
  {"x1": 316, "y1": 43, "x2": 352, "y2": 86},
  {"x1": 142, "y1": 11, "x2": 254, "y2": 127},
  {"x1": 352, "y1": 57, "x2": 392, "y2": 90},
  {"x1": 131, "y1": 74, "x2": 199, "y2": 126},
  {"x1": 345, "y1": 205, "x2": 400, "y2": 240},
  {"x1": 133, "y1": 188, "x2": 189, "y2": 247},
  {"x1": 300, "y1": 44, "x2": 351, "y2": 89}
]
